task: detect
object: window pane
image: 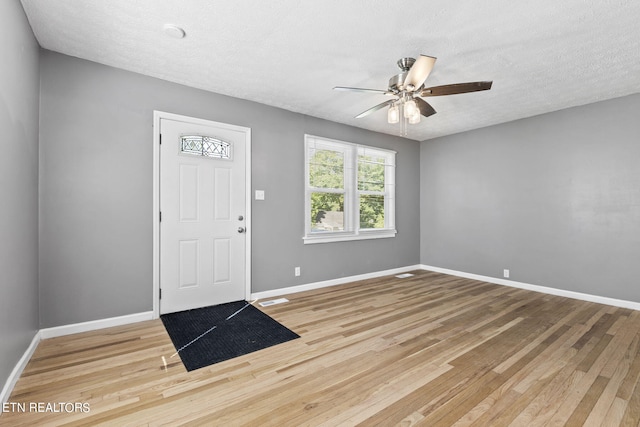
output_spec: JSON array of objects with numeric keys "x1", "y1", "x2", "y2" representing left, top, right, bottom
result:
[
  {"x1": 311, "y1": 192, "x2": 344, "y2": 232},
  {"x1": 309, "y1": 148, "x2": 344, "y2": 189},
  {"x1": 181, "y1": 135, "x2": 231, "y2": 159},
  {"x1": 358, "y1": 155, "x2": 385, "y2": 191},
  {"x1": 359, "y1": 194, "x2": 385, "y2": 229}
]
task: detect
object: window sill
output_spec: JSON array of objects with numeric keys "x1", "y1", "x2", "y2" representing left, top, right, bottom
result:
[{"x1": 303, "y1": 229, "x2": 397, "y2": 245}]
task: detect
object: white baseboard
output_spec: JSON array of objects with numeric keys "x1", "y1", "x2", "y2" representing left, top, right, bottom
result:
[
  {"x1": 419, "y1": 264, "x2": 640, "y2": 311},
  {"x1": 39, "y1": 311, "x2": 154, "y2": 339},
  {"x1": 251, "y1": 264, "x2": 423, "y2": 300},
  {"x1": 2, "y1": 311, "x2": 154, "y2": 405},
  {"x1": 1, "y1": 331, "x2": 40, "y2": 405}
]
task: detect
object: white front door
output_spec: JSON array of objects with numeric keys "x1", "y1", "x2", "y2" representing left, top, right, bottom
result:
[{"x1": 159, "y1": 115, "x2": 249, "y2": 314}]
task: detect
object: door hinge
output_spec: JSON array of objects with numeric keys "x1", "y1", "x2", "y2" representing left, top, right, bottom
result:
[
  {"x1": 159, "y1": 288, "x2": 162, "y2": 299},
  {"x1": 159, "y1": 211, "x2": 162, "y2": 222},
  {"x1": 159, "y1": 134, "x2": 162, "y2": 145}
]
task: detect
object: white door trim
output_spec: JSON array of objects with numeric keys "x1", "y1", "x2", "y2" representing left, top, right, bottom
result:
[{"x1": 152, "y1": 111, "x2": 251, "y2": 318}]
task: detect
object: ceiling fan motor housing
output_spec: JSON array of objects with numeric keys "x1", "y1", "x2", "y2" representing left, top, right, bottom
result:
[
  {"x1": 389, "y1": 58, "x2": 420, "y2": 92},
  {"x1": 389, "y1": 71, "x2": 410, "y2": 92}
]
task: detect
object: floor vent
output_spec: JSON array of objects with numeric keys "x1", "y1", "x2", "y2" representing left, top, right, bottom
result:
[
  {"x1": 259, "y1": 298, "x2": 289, "y2": 307},
  {"x1": 395, "y1": 273, "x2": 415, "y2": 279}
]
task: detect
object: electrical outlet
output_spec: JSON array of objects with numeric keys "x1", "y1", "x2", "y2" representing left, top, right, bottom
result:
[
  {"x1": 294, "y1": 267, "x2": 301, "y2": 277},
  {"x1": 503, "y1": 269, "x2": 510, "y2": 278}
]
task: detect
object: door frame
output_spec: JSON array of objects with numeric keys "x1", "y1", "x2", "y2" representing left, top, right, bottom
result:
[{"x1": 152, "y1": 110, "x2": 252, "y2": 318}]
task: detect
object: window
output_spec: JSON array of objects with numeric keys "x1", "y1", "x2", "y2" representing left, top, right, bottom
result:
[
  {"x1": 304, "y1": 134, "x2": 396, "y2": 244},
  {"x1": 180, "y1": 135, "x2": 231, "y2": 159}
]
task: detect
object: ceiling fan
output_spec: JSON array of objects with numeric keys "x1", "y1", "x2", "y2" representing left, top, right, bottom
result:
[{"x1": 334, "y1": 55, "x2": 492, "y2": 126}]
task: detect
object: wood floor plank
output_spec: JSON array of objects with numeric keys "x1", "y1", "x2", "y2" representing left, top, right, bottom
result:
[
  {"x1": 620, "y1": 369, "x2": 640, "y2": 426},
  {"x1": 3, "y1": 270, "x2": 640, "y2": 426},
  {"x1": 564, "y1": 375, "x2": 610, "y2": 426},
  {"x1": 603, "y1": 397, "x2": 629, "y2": 427}
]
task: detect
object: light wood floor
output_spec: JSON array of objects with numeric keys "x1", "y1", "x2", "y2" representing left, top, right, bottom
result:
[{"x1": 4, "y1": 270, "x2": 640, "y2": 426}]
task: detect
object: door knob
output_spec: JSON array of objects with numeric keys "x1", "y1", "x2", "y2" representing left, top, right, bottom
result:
[{"x1": 237, "y1": 227, "x2": 246, "y2": 233}]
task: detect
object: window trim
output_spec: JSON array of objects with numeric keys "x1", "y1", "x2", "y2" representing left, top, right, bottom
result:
[{"x1": 303, "y1": 134, "x2": 397, "y2": 244}]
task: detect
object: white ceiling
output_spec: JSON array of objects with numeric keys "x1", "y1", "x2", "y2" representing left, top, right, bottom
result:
[{"x1": 20, "y1": 0, "x2": 640, "y2": 141}]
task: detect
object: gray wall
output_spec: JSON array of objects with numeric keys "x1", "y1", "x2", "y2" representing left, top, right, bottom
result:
[
  {"x1": 39, "y1": 51, "x2": 420, "y2": 327},
  {"x1": 420, "y1": 94, "x2": 640, "y2": 302},
  {"x1": 0, "y1": 0, "x2": 40, "y2": 393}
]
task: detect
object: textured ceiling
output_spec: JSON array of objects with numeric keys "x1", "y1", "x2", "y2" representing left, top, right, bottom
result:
[{"x1": 20, "y1": 0, "x2": 640, "y2": 141}]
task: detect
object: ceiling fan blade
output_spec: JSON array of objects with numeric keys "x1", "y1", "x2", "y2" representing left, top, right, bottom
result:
[
  {"x1": 403, "y1": 55, "x2": 437, "y2": 91},
  {"x1": 355, "y1": 99, "x2": 395, "y2": 118},
  {"x1": 421, "y1": 81, "x2": 493, "y2": 97},
  {"x1": 414, "y1": 98, "x2": 437, "y2": 118},
  {"x1": 334, "y1": 86, "x2": 391, "y2": 95}
]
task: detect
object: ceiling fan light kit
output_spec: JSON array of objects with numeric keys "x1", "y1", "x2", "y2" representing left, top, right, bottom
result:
[
  {"x1": 408, "y1": 108, "x2": 421, "y2": 124},
  {"x1": 404, "y1": 99, "x2": 418, "y2": 118},
  {"x1": 334, "y1": 54, "x2": 492, "y2": 134},
  {"x1": 387, "y1": 104, "x2": 400, "y2": 124}
]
